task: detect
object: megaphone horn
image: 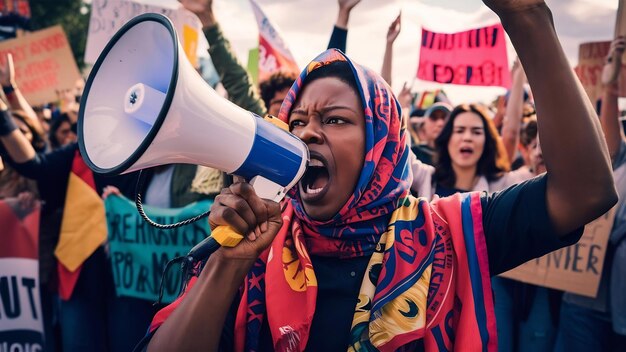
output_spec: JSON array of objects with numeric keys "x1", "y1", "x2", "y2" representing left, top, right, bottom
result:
[{"x1": 78, "y1": 13, "x2": 308, "y2": 258}]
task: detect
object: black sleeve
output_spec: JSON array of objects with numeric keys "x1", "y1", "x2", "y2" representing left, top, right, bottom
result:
[
  {"x1": 481, "y1": 174, "x2": 584, "y2": 275},
  {"x1": 131, "y1": 293, "x2": 239, "y2": 352},
  {"x1": 7, "y1": 143, "x2": 76, "y2": 182},
  {"x1": 327, "y1": 26, "x2": 347, "y2": 52}
]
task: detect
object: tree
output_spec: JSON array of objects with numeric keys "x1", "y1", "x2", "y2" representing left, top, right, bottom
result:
[{"x1": 29, "y1": 0, "x2": 91, "y2": 69}]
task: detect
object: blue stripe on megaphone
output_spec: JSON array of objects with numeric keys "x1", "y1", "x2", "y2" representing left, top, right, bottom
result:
[{"x1": 234, "y1": 118, "x2": 303, "y2": 187}]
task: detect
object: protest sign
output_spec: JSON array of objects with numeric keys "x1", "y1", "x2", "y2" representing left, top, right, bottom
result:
[
  {"x1": 0, "y1": 198, "x2": 43, "y2": 352},
  {"x1": 417, "y1": 24, "x2": 511, "y2": 88},
  {"x1": 85, "y1": 0, "x2": 202, "y2": 67},
  {"x1": 501, "y1": 207, "x2": 617, "y2": 298},
  {"x1": 249, "y1": 0, "x2": 299, "y2": 82},
  {"x1": 575, "y1": 41, "x2": 626, "y2": 104},
  {"x1": 105, "y1": 195, "x2": 212, "y2": 303},
  {"x1": 0, "y1": 25, "x2": 81, "y2": 106}
]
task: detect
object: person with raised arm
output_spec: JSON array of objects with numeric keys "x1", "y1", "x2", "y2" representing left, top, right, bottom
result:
[{"x1": 143, "y1": 1, "x2": 617, "y2": 351}]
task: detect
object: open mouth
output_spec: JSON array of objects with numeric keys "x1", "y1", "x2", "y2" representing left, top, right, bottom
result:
[
  {"x1": 459, "y1": 146, "x2": 474, "y2": 156},
  {"x1": 300, "y1": 153, "x2": 331, "y2": 201}
]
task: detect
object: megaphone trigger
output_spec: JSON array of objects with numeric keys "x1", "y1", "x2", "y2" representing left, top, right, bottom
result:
[
  {"x1": 211, "y1": 226, "x2": 244, "y2": 247},
  {"x1": 186, "y1": 226, "x2": 242, "y2": 261}
]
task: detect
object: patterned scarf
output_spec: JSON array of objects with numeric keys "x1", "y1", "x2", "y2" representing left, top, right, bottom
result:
[
  {"x1": 232, "y1": 50, "x2": 497, "y2": 351},
  {"x1": 148, "y1": 50, "x2": 496, "y2": 352}
]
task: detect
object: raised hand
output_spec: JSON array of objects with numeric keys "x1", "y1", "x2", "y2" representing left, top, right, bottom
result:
[
  {"x1": 209, "y1": 182, "x2": 283, "y2": 261},
  {"x1": 0, "y1": 53, "x2": 16, "y2": 88},
  {"x1": 482, "y1": 0, "x2": 545, "y2": 15},
  {"x1": 397, "y1": 81, "x2": 412, "y2": 110},
  {"x1": 602, "y1": 36, "x2": 626, "y2": 87},
  {"x1": 336, "y1": 0, "x2": 362, "y2": 29},
  {"x1": 179, "y1": 0, "x2": 215, "y2": 28},
  {"x1": 387, "y1": 12, "x2": 401, "y2": 44},
  {"x1": 338, "y1": 0, "x2": 361, "y2": 12}
]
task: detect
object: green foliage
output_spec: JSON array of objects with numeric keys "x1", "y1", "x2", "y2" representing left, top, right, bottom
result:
[{"x1": 29, "y1": 0, "x2": 91, "y2": 69}]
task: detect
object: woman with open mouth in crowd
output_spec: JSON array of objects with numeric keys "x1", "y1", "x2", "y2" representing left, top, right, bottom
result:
[{"x1": 140, "y1": 0, "x2": 617, "y2": 351}]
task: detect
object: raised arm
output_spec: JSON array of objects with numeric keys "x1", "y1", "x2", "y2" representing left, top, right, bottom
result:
[
  {"x1": 600, "y1": 37, "x2": 626, "y2": 161},
  {"x1": 180, "y1": 0, "x2": 266, "y2": 116},
  {"x1": 0, "y1": 100, "x2": 35, "y2": 163},
  {"x1": 0, "y1": 54, "x2": 44, "y2": 137},
  {"x1": 500, "y1": 59, "x2": 526, "y2": 162},
  {"x1": 484, "y1": 0, "x2": 617, "y2": 235},
  {"x1": 381, "y1": 12, "x2": 401, "y2": 86},
  {"x1": 327, "y1": 0, "x2": 361, "y2": 51}
]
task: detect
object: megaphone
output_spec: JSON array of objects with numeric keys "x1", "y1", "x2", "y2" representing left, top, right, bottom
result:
[{"x1": 78, "y1": 13, "x2": 308, "y2": 257}]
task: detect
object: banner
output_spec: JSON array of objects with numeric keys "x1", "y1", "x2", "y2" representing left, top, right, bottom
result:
[
  {"x1": 417, "y1": 24, "x2": 511, "y2": 88},
  {"x1": 247, "y1": 47, "x2": 259, "y2": 87},
  {"x1": 501, "y1": 207, "x2": 617, "y2": 298},
  {"x1": 105, "y1": 195, "x2": 212, "y2": 303},
  {"x1": 249, "y1": 0, "x2": 299, "y2": 82},
  {"x1": 574, "y1": 41, "x2": 626, "y2": 104},
  {"x1": 0, "y1": 198, "x2": 43, "y2": 352},
  {"x1": 0, "y1": 25, "x2": 81, "y2": 106},
  {"x1": 84, "y1": 0, "x2": 202, "y2": 67}
]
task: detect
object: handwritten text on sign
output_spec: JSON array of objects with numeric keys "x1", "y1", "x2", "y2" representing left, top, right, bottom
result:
[
  {"x1": 85, "y1": 0, "x2": 201, "y2": 66},
  {"x1": 501, "y1": 207, "x2": 617, "y2": 298},
  {"x1": 105, "y1": 195, "x2": 212, "y2": 303},
  {"x1": 417, "y1": 24, "x2": 511, "y2": 88},
  {"x1": 0, "y1": 26, "x2": 81, "y2": 106}
]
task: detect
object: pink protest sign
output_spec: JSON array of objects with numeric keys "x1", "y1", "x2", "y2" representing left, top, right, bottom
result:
[{"x1": 417, "y1": 24, "x2": 511, "y2": 88}]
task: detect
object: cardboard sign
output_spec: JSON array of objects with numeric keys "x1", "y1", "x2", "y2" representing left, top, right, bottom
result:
[
  {"x1": 0, "y1": 25, "x2": 81, "y2": 106},
  {"x1": 501, "y1": 207, "x2": 617, "y2": 298},
  {"x1": 249, "y1": 0, "x2": 299, "y2": 82},
  {"x1": 0, "y1": 199, "x2": 43, "y2": 352},
  {"x1": 417, "y1": 24, "x2": 511, "y2": 88},
  {"x1": 84, "y1": 0, "x2": 202, "y2": 67},
  {"x1": 105, "y1": 195, "x2": 212, "y2": 303},
  {"x1": 575, "y1": 41, "x2": 626, "y2": 104}
]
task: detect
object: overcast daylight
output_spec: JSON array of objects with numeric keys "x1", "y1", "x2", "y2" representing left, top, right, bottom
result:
[{"x1": 208, "y1": 0, "x2": 619, "y2": 103}]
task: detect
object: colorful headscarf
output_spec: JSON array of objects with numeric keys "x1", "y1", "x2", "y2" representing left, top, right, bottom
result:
[
  {"x1": 233, "y1": 50, "x2": 496, "y2": 351},
  {"x1": 149, "y1": 49, "x2": 496, "y2": 352}
]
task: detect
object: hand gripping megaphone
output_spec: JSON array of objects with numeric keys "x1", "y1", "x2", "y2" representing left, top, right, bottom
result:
[{"x1": 78, "y1": 13, "x2": 308, "y2": 259}]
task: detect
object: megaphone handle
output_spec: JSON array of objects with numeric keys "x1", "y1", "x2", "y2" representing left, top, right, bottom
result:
[
  {"x1": 186, "y1": 225, "x2": 243, "y2": 261},
  {"x1": 211, "y1": 225, "x2": 244, "y2": 247}
]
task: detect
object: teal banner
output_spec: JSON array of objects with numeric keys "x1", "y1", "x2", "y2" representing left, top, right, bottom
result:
[{"x1": 105, "y1": 195, "x2": 212, "y2": 303}]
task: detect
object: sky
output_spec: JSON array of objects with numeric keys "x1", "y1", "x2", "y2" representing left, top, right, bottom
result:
[{"x1": 148, "y1": 0, "x2": 619, "y2": 104}]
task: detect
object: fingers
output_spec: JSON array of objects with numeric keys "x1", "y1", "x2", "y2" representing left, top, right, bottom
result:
[
  {"x1": 17, "y1": 191, "x2": 35, "y2": 211},
  {"x1": 401, "y1": 81, "x2": 409, "y2": 93},
  {"x1": 7, "y1": 53, "x2": 13, "y2": 74},
  {"x1": 102, "y1": 186, "x2": 121, "y2": 200},
  {"x1": 209, "y1": 183, "x2": 273, "y2": 237}
]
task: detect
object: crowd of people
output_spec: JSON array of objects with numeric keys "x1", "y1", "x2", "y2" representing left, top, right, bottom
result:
[{"x1": 0, "y1": 0, "x2": 624, "y2": 351}]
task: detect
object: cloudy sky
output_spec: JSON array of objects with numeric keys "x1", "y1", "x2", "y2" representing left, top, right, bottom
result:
[{"x1": 208, "y1": 0, "x2": 618, "y2": 104}]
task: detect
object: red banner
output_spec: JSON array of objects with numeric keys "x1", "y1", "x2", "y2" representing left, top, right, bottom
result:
[
  {"x1": 417, "y1": 24, "x2": 511, "y2": 88},
  {"x1": 0, "y1": 198, "x2": 43, "y2": 350},
  {"x1": 249, "y1": 0, "x2": 299, "y2": 82}
]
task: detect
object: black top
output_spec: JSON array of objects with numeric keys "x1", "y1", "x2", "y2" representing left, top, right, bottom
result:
[
  {"x1": 138, "y1": 175, "x2": 584, "y2": 352},
  {"x1": 327, "y1": 26, "x2": 348, "y2": 53}
]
